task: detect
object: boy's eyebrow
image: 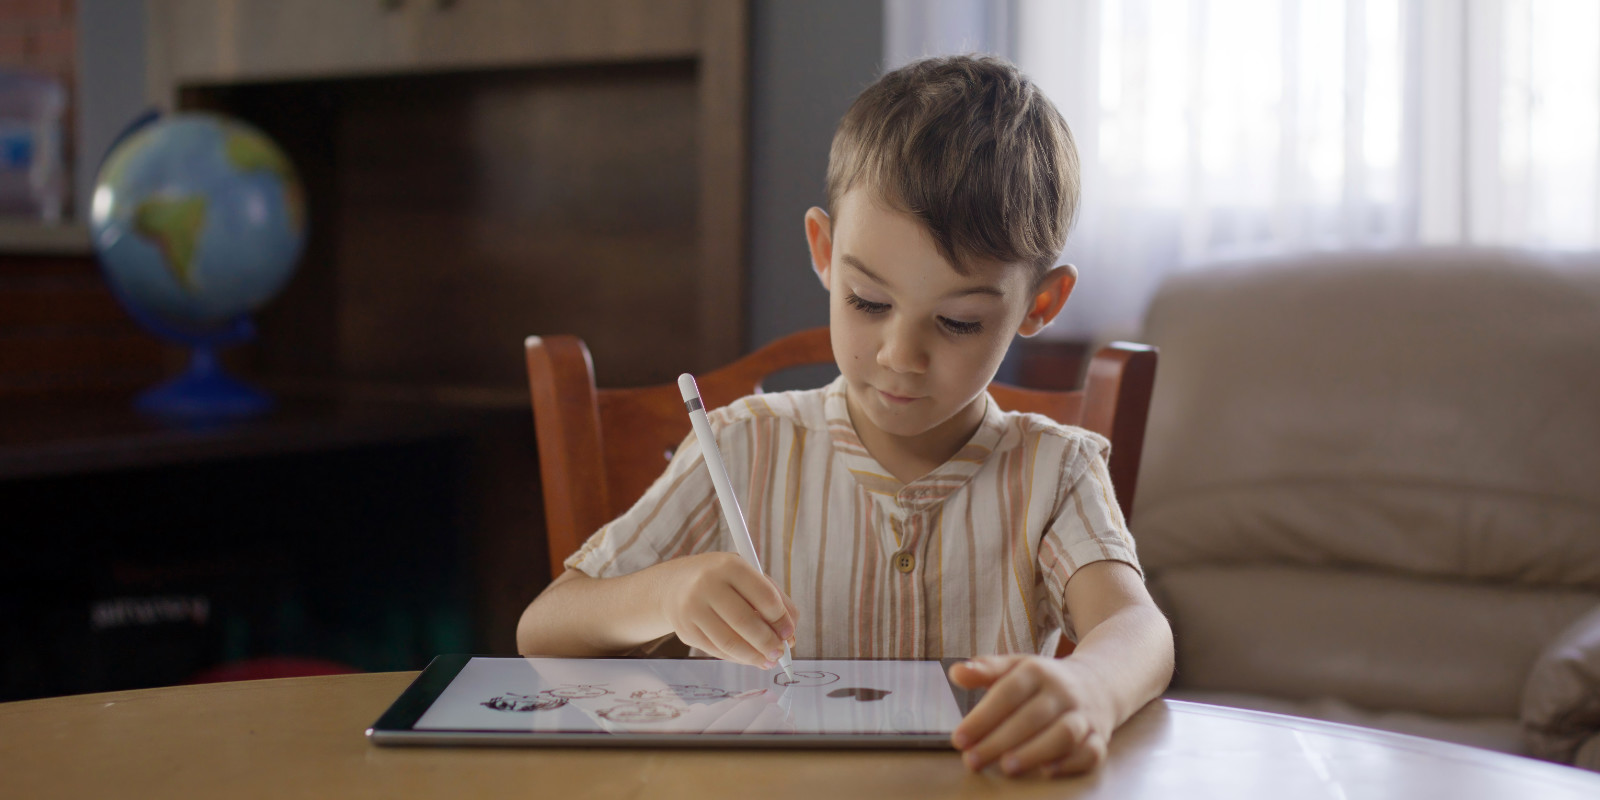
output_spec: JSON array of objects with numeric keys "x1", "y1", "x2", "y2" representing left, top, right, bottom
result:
[{"x1": 841, "y1": 254, "x2": 1006, "y2": 298}]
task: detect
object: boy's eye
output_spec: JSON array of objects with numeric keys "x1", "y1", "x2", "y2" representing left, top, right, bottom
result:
[
  {"x1": 845, "y1": 293, "x2": 890, "y2": 314},
  {"x1": 939, "y1": 317, "x2": 984, "y2": 336}
]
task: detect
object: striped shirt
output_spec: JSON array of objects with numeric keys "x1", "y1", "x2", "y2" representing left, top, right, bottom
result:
[{"x1": 566, "y1": 376, "x2": 1140, "y2": 659}]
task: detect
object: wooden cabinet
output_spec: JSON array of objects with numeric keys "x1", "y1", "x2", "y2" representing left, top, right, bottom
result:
[
  {"x1": 112, "y1": 0, "x2": 753, "y2": 668},
  {"x1": 0, "y1": 391, "x2": 543, "y2": 697},
  {"x1": 144, "y1": 0, "x2": 748, "y2": 392}
]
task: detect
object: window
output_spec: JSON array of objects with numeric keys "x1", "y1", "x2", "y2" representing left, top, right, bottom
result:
[{"x1": 888, "y1": 0, "x2": 1600, "y2": 338}]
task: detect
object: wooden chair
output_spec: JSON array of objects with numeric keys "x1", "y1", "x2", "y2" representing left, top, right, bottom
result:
[{"x1": 525, "y1": 327, "x2": 1157, "y2": 581}]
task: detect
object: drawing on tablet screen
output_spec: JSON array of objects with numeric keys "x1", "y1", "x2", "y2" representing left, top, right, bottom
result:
[
  {"x1": 543, "y1": 684, "x2": 613, "y2": 699},
  {"x1": 597, "y1": 701, "x2": 683, "y2": 723},
  {"x1": 827, "y1": 687, "x2": 891, "y2": 702},
  {"x1": 481, "y1": 692, "x2": 568, "y2": 712},
  {"x1": 412, "y1": 658, "x2": 966, "y2": 735},
  {"x1": 774, "y1": 670, "x2": 840, "y2": 687},
  {"x1": 631, "y1": 684, "x2": 731, "y2": 702}
]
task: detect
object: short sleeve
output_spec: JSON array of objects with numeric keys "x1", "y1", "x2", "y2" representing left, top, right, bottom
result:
[
  {"x1": 1036, "y1": 435, "x2": 1143, "y2": 638},
  {"x1": 563, "y1": 428, "x2": 729, "y2": 579}
]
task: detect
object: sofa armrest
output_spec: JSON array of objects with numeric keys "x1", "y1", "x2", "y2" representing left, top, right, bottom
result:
[
  {"x1": 1575, "y1": 736, "x2": 1600, "y2": 771},
  {"x1": 1522, "y1": 605, "x2": 1600, "y2": 768}
]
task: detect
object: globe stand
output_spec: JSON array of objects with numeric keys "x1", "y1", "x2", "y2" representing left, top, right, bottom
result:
[
  {"x1": 134, "y1": 316, "x2": 274, "y2": 420},
  {"x1": 136, "y1": 344, "x2": 273, "y2": 419}
]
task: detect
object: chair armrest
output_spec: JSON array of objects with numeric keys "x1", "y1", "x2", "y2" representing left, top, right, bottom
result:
[{"x1": 1522, "y1": 605, "x2": 1600, "y2": 767}]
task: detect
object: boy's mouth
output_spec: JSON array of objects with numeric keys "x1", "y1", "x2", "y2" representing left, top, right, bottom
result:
[{"x1": 876, "y1": 388, "x2": 920, "y2": 405}]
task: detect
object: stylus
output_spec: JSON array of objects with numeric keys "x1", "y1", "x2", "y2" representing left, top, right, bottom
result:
[{"x1": 679, "y1": 373, "x2": 796, "y2": 682}]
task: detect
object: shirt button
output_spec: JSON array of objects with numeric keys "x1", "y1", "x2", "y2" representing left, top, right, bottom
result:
[{"x1": 894, "y1": 552, "x2": 916, "y2": 573}]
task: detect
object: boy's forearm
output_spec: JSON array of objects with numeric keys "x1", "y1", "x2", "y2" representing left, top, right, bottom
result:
[
  {"x1": 1061, "y1": 604, "x2": 1175, "y2": 729},
  {"x1": 515, "y1": 568, "x2": 672, "y2": 656}
]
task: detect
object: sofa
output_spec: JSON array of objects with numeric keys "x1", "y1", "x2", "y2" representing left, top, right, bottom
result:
[{"x1": 1131, "y1": 247, "x2": 1600, "y2": 769}]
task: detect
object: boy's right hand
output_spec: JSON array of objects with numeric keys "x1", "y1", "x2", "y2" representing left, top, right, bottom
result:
[{"x1": 653, "y1": 552, "x2": 799, "y2": 668}]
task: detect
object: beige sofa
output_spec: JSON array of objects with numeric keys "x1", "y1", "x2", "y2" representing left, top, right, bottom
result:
[{"x1": 1131, "y1": 248, "x2": 1600, "y2": 769}]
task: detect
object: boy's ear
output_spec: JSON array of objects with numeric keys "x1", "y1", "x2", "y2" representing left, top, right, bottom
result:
[
  {"x1": 804, "y1": 207, "x2": 833, "y2": 290},
  {"x1": 1017, "y1": 264, "x2": 1078, "y2": 338}
]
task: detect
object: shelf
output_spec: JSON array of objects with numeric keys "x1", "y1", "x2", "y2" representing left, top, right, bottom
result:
[
  {"x1": 0, "y1": 389, "x2": 517, "y2": 482},
  {"x1": 0, "y1": 219, "x2": 93, "y2": 257}
]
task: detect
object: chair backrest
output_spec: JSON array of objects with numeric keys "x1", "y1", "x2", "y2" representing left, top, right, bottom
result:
[{"x1": 526, "y1": 327, "x2": 1157, "y2": 579}]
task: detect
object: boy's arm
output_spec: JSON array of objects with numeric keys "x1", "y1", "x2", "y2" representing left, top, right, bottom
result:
[
  {"x1": 517, "y1": 416, "x2": 798, "y2": 666},
  {"x1": 516, "y1": 553, "x2": 799, "y2": 667},
  {"x1": 515, "y1": 567, "x2": 670, "y2": 657},
  {"x1": 949, "y1": 560, "x2": 1174, "y2": 777}
]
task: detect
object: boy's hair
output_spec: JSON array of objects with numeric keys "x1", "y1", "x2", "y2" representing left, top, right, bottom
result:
[{"x1": 826, "y1": 55, "x2": 1079, "y2": 279}]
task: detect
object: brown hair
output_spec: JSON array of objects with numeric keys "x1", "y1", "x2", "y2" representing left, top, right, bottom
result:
[{"x1": 825, "y1": 55, "x2": 1079, "y2": 279}]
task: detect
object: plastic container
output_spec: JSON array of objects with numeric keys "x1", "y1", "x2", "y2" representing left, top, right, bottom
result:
[{"x1": 0, "y1": 70, "x2": 66, "y2": 222}]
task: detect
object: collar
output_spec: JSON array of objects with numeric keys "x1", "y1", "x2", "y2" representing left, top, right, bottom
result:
[{"x1": 823, "y1": 376, "x2": 1005, "y2": 514}]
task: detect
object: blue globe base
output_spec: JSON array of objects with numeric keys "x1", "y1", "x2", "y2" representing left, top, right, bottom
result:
[{"x1": 136, "y1": 344, "x2": 273, "y2": 419}]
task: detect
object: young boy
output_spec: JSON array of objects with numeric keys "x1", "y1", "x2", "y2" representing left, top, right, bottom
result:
[{"x1": 517, "y1": 55, "x2": 1173, "y2": 778}]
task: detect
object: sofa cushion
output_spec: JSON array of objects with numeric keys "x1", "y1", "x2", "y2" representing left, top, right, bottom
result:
[
  {"x1": 1154, "y1": 564, "x2": 1600, "y2": 717},
  {"x1": 1134, "y1": 248, "x2": 1600, "y2": 588}
]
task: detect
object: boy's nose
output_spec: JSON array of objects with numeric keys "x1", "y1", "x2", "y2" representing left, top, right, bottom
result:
[{"x1": 876, "y1": 322, "x2": 929, "y2": 374}]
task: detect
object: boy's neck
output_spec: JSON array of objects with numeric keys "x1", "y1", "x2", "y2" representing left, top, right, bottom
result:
[{"x1": 843, "y1": 389, "x2": 988, "y2": 485}]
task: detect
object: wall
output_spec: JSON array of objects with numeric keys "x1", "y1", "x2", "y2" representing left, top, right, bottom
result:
[
  {"x1": 74, "y1": 0, "x2": 144, "y2": 222},
  {"x1": 746, "y1": 0, "x2": 883, "y2": 352}
]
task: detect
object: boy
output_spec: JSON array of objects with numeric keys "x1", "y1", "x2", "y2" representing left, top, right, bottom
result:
[{"x1": 518, "y1": 55, "x2": 1173, "y2": 778}]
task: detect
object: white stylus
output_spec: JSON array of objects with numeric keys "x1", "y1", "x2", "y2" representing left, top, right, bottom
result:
[{"x1": 678, "y1": 373, "x2": 796, "y2": 681}]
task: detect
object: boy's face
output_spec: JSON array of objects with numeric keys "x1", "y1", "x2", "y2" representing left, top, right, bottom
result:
[{"x1": 805, "y1": 189, "x2": 1075, "y2": 470}]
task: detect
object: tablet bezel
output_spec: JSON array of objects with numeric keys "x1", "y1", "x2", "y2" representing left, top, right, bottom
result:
[{"x1": 367, "y1": 654, "x2": 981, "y2": 749}]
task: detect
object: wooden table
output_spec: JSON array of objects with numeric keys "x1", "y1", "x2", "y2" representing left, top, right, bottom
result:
[{"x1": 5, "y1": 672, "x2": 1599, "y2": 799}]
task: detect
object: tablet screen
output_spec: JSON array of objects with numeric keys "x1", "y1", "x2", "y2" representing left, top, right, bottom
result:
[{"x1": 371, "y1": 655, "x2": 969, "y2": 748}]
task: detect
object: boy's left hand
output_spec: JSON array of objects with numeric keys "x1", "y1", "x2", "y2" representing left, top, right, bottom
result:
[{"x1": 948, "y1": 655, "x2": 1114, "y2": 778}]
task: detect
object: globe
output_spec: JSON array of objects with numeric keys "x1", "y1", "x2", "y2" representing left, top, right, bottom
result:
[{"x1": 89, "y1": 112, "x2": 307, "y2": 417}]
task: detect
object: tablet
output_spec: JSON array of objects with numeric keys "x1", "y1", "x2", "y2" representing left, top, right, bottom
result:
[{"x1": 368, "y1": 655, "x2": 977, "y2": 748}]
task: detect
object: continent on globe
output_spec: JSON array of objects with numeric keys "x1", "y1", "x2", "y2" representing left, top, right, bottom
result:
[
  {"x1": 133, "y1": 195, "x2": 207, "y2": 292},
  {"x1": 223, "y1": 131, "x2": 306, "y2": 234}
]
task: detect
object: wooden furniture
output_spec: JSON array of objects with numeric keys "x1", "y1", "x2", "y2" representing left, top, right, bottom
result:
[
  {"x1": 0, "y1": 390, "x2": 543, "y2": 701},
  {"x1": 4, "y1": 672, "x2": 1597, "y2": 799},
  {"x1": 0, "y1": 246, "x2": 539, "y2": 694},
  {"x1": 145, "y1": 0, "x2": 750, "y2": 391},
  {"x1": 0, "y1": 221, "x2": 92, "y2": 256},
  {"x1": 525, "y1": 327, "x2": 1158, "y2": 576},
  {"x1": 4, "y1": 0, "x2": 752, "y2": 686},
  {"x1": 0, "y1": 252, "x2": 168, "y2": 398}
]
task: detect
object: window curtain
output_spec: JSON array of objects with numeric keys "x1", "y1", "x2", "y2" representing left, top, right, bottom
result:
[{"x1": 886, "y1": 0, "x2": 1600, "y2": 340}]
